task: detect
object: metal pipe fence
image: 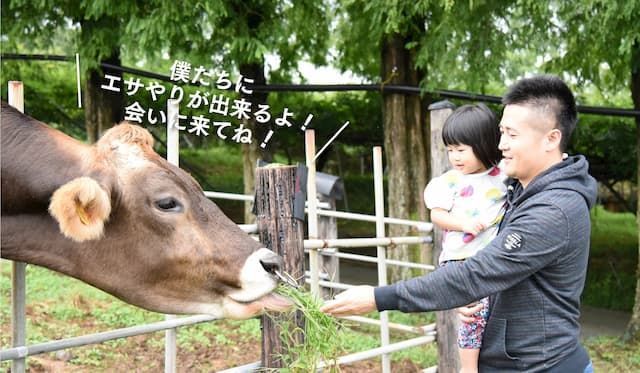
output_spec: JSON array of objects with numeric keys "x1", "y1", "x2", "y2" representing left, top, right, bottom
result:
[
  {"x1": 304, "y1": 236, "x2": 430, "y2": 249},
  {"x1": 313, "y1": 208, "x2": 433, "y2": 232},
  {"x1": 8, "y1": 81, "x2": 26, "y2": 373},
  {"x1": 316, "y1": 334, "x2": 437, "y2": 369},
  {"x1": 1, "y1": 315, "x2": 218, "y2": 361},
  {"x1": 314, "y1": 249, "x2": 436, "y2": 271}
]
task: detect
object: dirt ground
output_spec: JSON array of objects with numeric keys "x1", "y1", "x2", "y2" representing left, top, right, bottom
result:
[
  {"x1": 22, "y1": 342, "x2": 425, "y2": 372},
  {"x1": 6, "y1": 306, "x2": 637, "y2": 373}
]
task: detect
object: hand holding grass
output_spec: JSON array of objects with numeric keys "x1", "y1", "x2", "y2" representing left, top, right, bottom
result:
[
  {"x1": 320, "y1": 285, "x2": 376, "y2": 317},
  {"x1": 274, "y1": 285, "x2": 344, "y2": 371}
]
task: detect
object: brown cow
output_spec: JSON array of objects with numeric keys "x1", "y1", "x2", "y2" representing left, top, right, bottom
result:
[{"x1": 1, "y1": 101, "x2": 289, "y2": 319}]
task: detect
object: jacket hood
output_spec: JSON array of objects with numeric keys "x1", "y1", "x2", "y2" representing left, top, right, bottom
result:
[{"x1": 509, "y1": 155, "x2": 597, "y2": 209}]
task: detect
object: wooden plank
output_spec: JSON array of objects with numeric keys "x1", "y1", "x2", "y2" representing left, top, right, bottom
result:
[
  {"x1": 256, "y1": 165, "x2": 305, "y2": 369},
  {"x1": 428, "y1": 101, "x2": 460, "y2": 373}
]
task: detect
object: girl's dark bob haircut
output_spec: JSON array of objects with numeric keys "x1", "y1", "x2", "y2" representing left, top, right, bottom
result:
[{"x1": 442, "y1": 103, "x2": 501, "y2": 169}]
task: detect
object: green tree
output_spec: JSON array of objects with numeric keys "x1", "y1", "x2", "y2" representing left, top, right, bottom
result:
[
  {"x1": 1, "y1": 59, "x2": 85, "y2": 138},
  {"x1": 335, "y1": 0, "x2": 525, "y2": 282},
  {"x1": 544, "y1": 0, "x2": 640, "y2": 341},
  {"x1": 335, "y1": 1, "x2": 435, "y2": 282},
  {"x1": 268, "y1": 91, "x2": 383, "y2": 170},
  {"x1": 571, "y1": 115, "x2": 637, "y2": 212},
  {"x1": 1, "y1": 0, "x2": 136, "y2": 142},
  {"x1": 3, "y1": 1, "x2": 331, "y2": 222}
]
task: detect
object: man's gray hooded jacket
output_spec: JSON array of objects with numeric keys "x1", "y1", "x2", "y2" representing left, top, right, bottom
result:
[{"x1": 375, "y1": 155, "x2": 597, "y2": 372}]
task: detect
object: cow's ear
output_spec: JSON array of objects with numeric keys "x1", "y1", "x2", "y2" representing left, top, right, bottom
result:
[{"x1": 49, "y1": 177, "x2": 112, "y2": 242}]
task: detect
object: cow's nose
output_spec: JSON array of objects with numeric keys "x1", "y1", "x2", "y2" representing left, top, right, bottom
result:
[{"x1": 260, "y1": 254, "x2": 284, "y2": 275}]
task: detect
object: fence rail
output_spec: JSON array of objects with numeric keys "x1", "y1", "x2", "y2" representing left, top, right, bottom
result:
[
  {"x1": 315, "y1": 249, "x2": 436, "y2": 271},
  {"x1": 304, "y1": 236, "x2": 431, "y2": 249},
  {"x1": 314, "y1": 209, "x2": 433, "y2": 231},
  {"x1": 0, "y1": 315, "x2": 217, "y2": 361}
]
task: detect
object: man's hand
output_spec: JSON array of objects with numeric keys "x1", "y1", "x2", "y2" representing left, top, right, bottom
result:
[
  {"x1": 457, "y1": 302, "x2": 483, "y2": 323},
  {"x1": 319, "y1": 285, "x2": 376, "y2": 317},
  {"x1": 462, "y1": 220, "x2": 486, "y2": 236}
]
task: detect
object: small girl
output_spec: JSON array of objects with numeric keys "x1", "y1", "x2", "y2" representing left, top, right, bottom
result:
[{"x1": 424, "y1": 103, "x2": 506, "y2": 373}]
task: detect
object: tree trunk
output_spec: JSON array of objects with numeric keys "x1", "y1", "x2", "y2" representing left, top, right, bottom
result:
[
  {"x1": 240, "y1": 62, "x2": 270, "y2": 224},
  {"x1": 406, "y1": 47, "x2": 432, "y2": 268},
  {"x1": 84, "y1": 51, "x2": 124, "y2": 143},
  {"x1": 625, "y1": 40, "x2": 640, "y2": 342},
  {"x1": 382, "y1": 33, "x2": 431, "y2": 282}
]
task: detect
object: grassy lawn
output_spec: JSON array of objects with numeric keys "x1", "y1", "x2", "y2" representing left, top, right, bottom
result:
[
  {"x1": 585, "y1": 206, "x2": 638, "y2": 311},
  {"x1": 585, "y1": 336, "x2": 640, "y2": 372},
  {"x1": 0, "y1": 261, "x2": 437, "y2": 371},
  {"x1": 1, "y1": 261, "x2": 637, "y2": 371}
]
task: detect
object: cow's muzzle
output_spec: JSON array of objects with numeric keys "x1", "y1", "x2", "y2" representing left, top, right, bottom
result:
[{"x1": 227, "y1": 248, "x2": 282, "y2": 303}]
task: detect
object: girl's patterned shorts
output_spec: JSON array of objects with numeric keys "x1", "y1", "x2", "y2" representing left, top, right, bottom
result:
[{"x1": 440, "y1": 260, "x2": 491, "y2": 349}]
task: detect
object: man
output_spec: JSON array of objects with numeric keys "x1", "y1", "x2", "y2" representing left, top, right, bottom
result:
[{"x1": 321, "y1": 75, "x2": 596, "y2": 372}]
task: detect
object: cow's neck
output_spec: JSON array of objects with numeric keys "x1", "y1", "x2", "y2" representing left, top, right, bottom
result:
[
  {"x1": 1, "y1": 214, "x2": 79, "y2": 273},
  {"x1": 2, "y1": 210, "x2": 149, "y2": 307},
  {"x1": 1, "y1": 213, "x2": 124, "y2": 296},
  {"x1": 2, "y1": 117, "x2": 96, "y2": 214}
]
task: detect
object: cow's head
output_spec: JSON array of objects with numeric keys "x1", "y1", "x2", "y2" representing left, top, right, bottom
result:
[{"x1": 47, "y1": 123, "x2": 289, "y2": 318}]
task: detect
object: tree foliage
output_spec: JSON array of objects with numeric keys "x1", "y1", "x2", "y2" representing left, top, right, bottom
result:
[
  {"x1": 267, "y1": 91, "x2": 383, "y2": 165},
  {"x1": 571, "y1": 115, "x2": 637, "y2": 183},
  {"x1": 548, "y1": 0, "x2": 640, "y2": 92},
  {"x1": 120, "y1": 1, "x2": 330, "y2": 78},
  {"x1": 2, "y1": 1, "x2": 139, "y2": 71}
]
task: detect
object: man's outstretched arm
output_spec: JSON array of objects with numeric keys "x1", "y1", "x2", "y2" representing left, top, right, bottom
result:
[{"x1": 322, "y1": 201, "x2": 569, "y2": 316}]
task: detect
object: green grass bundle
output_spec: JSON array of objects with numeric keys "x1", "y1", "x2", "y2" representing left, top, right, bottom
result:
[{"x1": 271, "y1": 285, "x2": 344, "y2": 372}]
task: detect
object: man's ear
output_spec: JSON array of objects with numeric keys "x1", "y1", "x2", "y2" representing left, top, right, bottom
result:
[
  {"x1": 545, "y1": 128, "x2": 562, "y2": 151},
  {"x1": 49, "y1": 177, "x2": 112, "y2": 242}
]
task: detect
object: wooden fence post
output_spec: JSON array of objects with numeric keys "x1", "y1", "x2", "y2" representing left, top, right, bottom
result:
[
  {"x1": 256, "y1": 165, "x2": 305, "y2": 369},
  {"x1": 428, "y1": 100, "x2": 460, "y2": 373}
]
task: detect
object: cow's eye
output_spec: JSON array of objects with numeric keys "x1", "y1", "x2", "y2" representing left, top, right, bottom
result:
[{"x1": 154, "y1": 197, "x2": 183, "y2": 212}]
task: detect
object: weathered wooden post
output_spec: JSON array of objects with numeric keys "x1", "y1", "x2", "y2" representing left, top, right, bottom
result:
[
  {"x1": 256, "y1": 165, "x2": 305, "y2": 369},
  {"x1": 428, "y1": 100, "x2": 460, "y2": 373}
]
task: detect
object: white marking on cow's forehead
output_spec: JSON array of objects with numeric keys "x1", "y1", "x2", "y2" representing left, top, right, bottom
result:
[{"x1": 111, "y1": 141, "x2": 152, "y2": 170}]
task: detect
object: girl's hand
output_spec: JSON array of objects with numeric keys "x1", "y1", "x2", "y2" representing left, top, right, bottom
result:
[
  {"x1": 457, "y1": 302, "x2": 484, "y2": 323},
  {"x1": 462, "y1": 220, "x2": 486, "y2": 235}
]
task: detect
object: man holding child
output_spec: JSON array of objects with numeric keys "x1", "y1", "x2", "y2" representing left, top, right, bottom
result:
[{"x1": 321, "y1": 75, "x2": 597, "y2": 372}]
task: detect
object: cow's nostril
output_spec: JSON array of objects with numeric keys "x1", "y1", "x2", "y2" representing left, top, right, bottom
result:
[{"x1": 260, "y1": 255, "x2": 283, "y2": 275}]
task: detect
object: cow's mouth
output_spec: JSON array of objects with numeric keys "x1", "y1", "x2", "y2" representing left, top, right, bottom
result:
[
  {"x1": 227, "y1": 248, "x2": 285, "y2": 303},
  {"x1": 221, "y1": 248, "x2": 296, "y2": 318},
  {"x1": 222, "y1": 292, "x2": 292, "y2": 319},
  {"x1": 246, "y1": 292, "x2": 291, "y2": 309}
]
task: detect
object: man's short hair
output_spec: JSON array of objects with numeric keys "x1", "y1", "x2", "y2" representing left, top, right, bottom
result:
[{"x1": 502, "y1": 75, "x2": 577, "y2": 151}]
